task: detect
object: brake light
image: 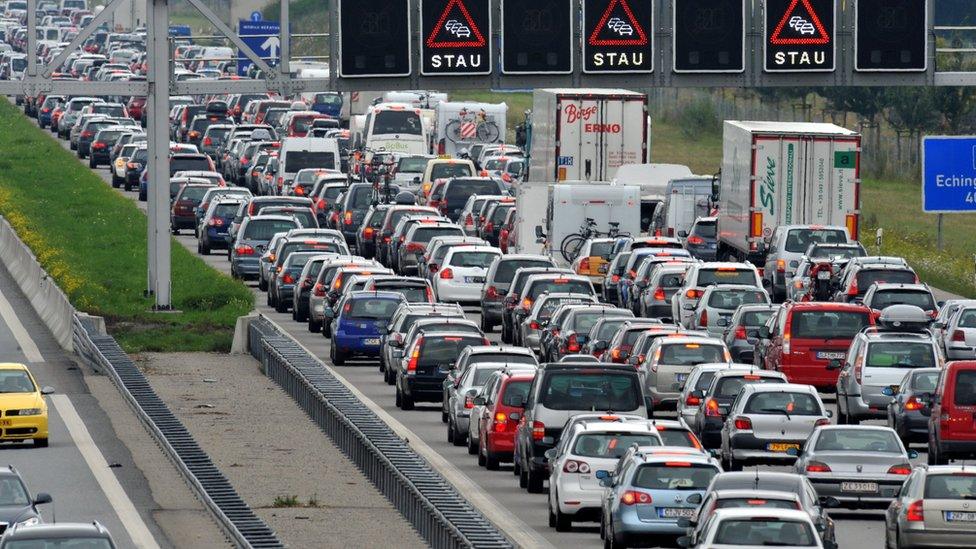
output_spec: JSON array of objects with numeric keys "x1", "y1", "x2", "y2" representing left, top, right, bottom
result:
[
  {"x1": 906, "y1": 500, "x2": 924, "y2": 522},
  {"x1": 620, "y1": 491, "x2": 652, "y2": 505},
  {"x1": 532, "y1": 421, "x2": 545, "y2": 441},
  {"x1": 563, "y1": 460, "x2": 591, "y2": 474},
  {"x1": 777, "y1": 259, "x2": 786, "y2": 273},
  {"x1": 440, "y1": 268, "x2": 454, "y2": 280},
  {"x1": 579, "y1": 257, "x2": 590, "y2": 272},
  {"x1": 406, "y1": 242, "x2": 424, "y2": 253},
  {"x1": 704, "y1": 398, "x2": 721, "y2": 417},
  {"x1": 815, "y1": 417, "x2": 831, "y2": 427},
  {"x1": 734, "y1": 326, "x2": 747, "y2": 340},
  {"x1": 407, "y1": 337, "x2": 423, "y2": 373},
  {"x1": 685, "y1": 394, "x2": 701, "y2": 406},
  {"x1": 521, "y1": 298, "x2": 533, "y2": 310},
  {"x1": 529, "y1": 320, "x2": 540, "y2": 330},
  {"x1": 80, "y1": 130, "x2": 92, "y2": 138},
  {"x1": 687, "y1": 235, "x2": 705, "y2": 245},
  {"x1": 567, "y1": 333, "x2": 580, "y2": 352},
  {"x1": 486, "y1": 286, "x2": 499, "y2": 299},
  {"x1": 733, "y1": 417, "x2": 752, "y2": 430},
  {"x1": 611, "y1": 274, "x2": 621, "y2": 283},
  {"x1": 203, "y1": 136, "x2": 212, "y2": 146},
  {"x1": 904, "y1": 396, "x2": 923, "y2": 411},
  {"x1": 610, "y1": 348, "x2": 622, "y2": 361},
  {"x1": 484, "y1": 221, "x2": 494, "y2": 233},
  {"x1": 282, "y1": 273, "x2": 295, "y2": 284},
  {"x1": 628, "y1": 269, "x2": 637, "y2": 279},
  {"x1": 313, "y1": 283, "x2": 326, "y2": 297},
  {"x1": 344, "y1": 211, "x2": 353, "y2": 225},
  {"x1": 92, "y1": 141, "x2": 106, "y2": 149},
  {"x1": 686, "y1": 288, "x2": 702, "y2": 299},
  {"x1": 464, "y1": 395, "x2": 475, "y2": 409},
  {"x1": 316, "y1": 199, "x2": 326, "y2": 211},
  {"x1": 363, "y1": 227, "x2": 374, "y2": 239},
  {"x1": 208, "y1": 218, "x2": 224, "y2": 227},
  {"x1": 854, "y1": 357, "x2": 863, "y2": 384},
  {"x1": 235, "y1": 245, "x2": 254, "y2": 256},
  {"x1": 888, "y1": 464, "x2": 912, "y2": 475},
  {"x1": 700, "y1": 309, "x2": 708, "y2": 326},
  {"x1": 426, "y1": 286, "x2": 435, "y2": 302},
  {"x1": 953, "y1": 330, "x2": 966, "y2": 342},
  {"x1": 806, "y1": 462, "x2": 832, "y2": 473},
  {"x1": 653, "y1": 288, "x2": 666, "y2": 301},
  {"x1": 848, "y1": 278, "x2": 859, "y2": 297}
]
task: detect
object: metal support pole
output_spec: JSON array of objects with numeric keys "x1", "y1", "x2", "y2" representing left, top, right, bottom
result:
[
  {"x1": 148, "y1": 0, "x2": 172, "y2": 309},
  {"x1": 937, "y1": 213, "x2": 944, "y2": 252},
  {"x1": 26, "y1": 0, "x2": 36, "y2": 77},
  {"x1": 280, "y1": 0, "x2": 290, "y2": 77}
]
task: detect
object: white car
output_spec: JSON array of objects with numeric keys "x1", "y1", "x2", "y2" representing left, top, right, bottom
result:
[
  {"x1": 546, "y1": 420, "x2": 663, "y2": 531},
  {"x1": 432, "y1": 246, "x2": 501, "y2": 302},
  {"x1": 681, "y1": 508, "x2": 831, "y2": 549}
]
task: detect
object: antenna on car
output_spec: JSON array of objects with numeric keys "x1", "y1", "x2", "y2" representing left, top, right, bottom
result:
[{"x1": 753, "y1": 467, "x2": 760, "y2": 489}]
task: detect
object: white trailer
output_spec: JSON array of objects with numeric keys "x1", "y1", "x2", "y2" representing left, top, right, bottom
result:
[
  {"x1": 341, "y1": 91, "x2": 385, "y2": 125},
  {"x1": 527, "y1": 89, "x2": 649, "y2": 183},
  {"x1": 612, "y1": 163, "x2": 693, "y2": 233},
  {"x1": 652, "y1": 176, "x2": 715, "y2": 238},
  {"x1": 434, "y1": 100, "x2": 508, "y2": 156},
  {"x1": 717, "y1": 121, "x2": 861, "y2": 263},
  {"x1": 511, "y1": 180, "x2": 550, "y2": 256}
]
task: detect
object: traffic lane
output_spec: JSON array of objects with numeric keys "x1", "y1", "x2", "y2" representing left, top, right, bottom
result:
[{"x1": 0, "y1": 266, "x2": 165, "y2": 547}]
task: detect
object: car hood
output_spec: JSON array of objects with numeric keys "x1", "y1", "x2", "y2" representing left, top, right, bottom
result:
[{"x1": 0, "y1": 393, "x2": 43, "y2": 410}]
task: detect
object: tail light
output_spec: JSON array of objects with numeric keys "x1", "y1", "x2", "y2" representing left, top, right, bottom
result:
[
  {"x1": 685, "y1": 394, "x2": 701, "y2": 406},
  {"x1": 687, "y1": 235, "x2": 704, "y2": 245},
  {"x1": 439, "y1": 268, "x2": 454, "y2": 280},
  {"x1": 566, "y1": 333, "x2": 580, "y2": 352},
  {"x1": 848, "y1": 278, "x2": 859, "y2": 297},
  {"x1": 330, "y1": 212, "x2": 340, "y2": 225},
  {"x1": 611, "y1": 274, "x2": 621, "y2": 283},
  {"x1": 203, "y1": 136, "x2": 212, "y2": 146},
  {"x1": 92, "y1": 141, "x2": 106, "y2": 149},
  {"x1": 904, "y1": 396, "x2": 923, "y2": 411},
  {"x1": 532, "y1": 421, "x2": 545, "y2": 441},
  {"x1": 344, "y1": 211, "x2": 353, "y2": 225},
  {"x1": 282, "y1": 273, "x2": 295, "y2": 284},
  {"x1": 733, "y1": 417, "x2": 753, "y2": 430},
  {"x1": 188, "y1": 130, "x2": 200, "y2": 139},
  {"x1": 207, "y1": 218, "x2": 224, "y2": 227},
  {"x1": 493, "y1": 412, "x2": 511, "y2": 432},
  {"x1": 407, "y1": 338, "x2": 423, "y2": 373},
  {"x1": 628, "y1": 269, "x2": 637, "y2": 279},
  {"x1": 610, "y1": 348, "x2": 622, "y2": 361},
  {"x1": 704, "y1": 398, "x2": 721, "y2": 417},
  {"x1": 734, "y1": 326, "x2": 747, "y2": 340},
  {"x1": 521, "y1": 298, "x2": 533, "y2": 310},
  {"x1": 486, "y1": 286, "x2": 499, "y2": 299},
  {"x1": 464, "y1": 214, "x2": 473, "y2": 227},
  {"x1": 653, "y1": 288, "x2": 666, "y2": 301},
  {"x1": 316, "y1": 199, "x2": 327, "y2": 211},
  {"x1": 888, "y1": 464, "x2": 912, "y2": 475},
  {"x1": 686, "y1": 288, "x2": 702, "y2": 299},
  {"x1": 529, "y1": 320, "x2": 540, "y2": 330},
  {"x1": 235, "y1": 245, "x2": 254, "y2": 256},
  {"x1": 579, "y1": 257, "x2": 590, "y2": 272},
  {"x1": 906, "y1": 500, "x2": 924, "y2": 522},
  {"x1": 313, "y1": 283, "x2": 326, "y2": 297},
  {"x1": 953, "y1": 330, "x2": 966, "y2": 342},
  {"x1": 464, "y1": 395, "x2": 475, "y2": 409},
  {"x1": 295, "y1": 186, "x2": 305, "y2": 196},
  {"x1": 815, "y1": 418, "x2": 831, "y2": 427},
  {"x1": 484, "y1": 221, "x2": 494, "y2": 233},
  {"x1": 127, "y1": 162, "x2": 138, "y2": 169},
  {"x1": 620, "y1": 491, "x2": 652, "y2": 506},
  {"x1": 363, "y1": 227, "x2": 375, "y2": 239},
  {"x1": 426, "y1": 286, "x2": 435, "y2": 302},
  {"x1": 777, "y1": 259, "x2": 786, "y2": 273},
  {"x1": 700, "y1": 309, "x2": 708, "y2": 326},
  {"x1": 406, "y1": 243, "x2": 424, "y2": 253},
  {"x1": 854, "y1": 357, "x2": 863, "y2": 384},
  {"x1": 562, "y1": 460, "x2": 591, "y2": 474},
  {"x1": 806, "y1": 462, "x2": 832, "y2": 473}
]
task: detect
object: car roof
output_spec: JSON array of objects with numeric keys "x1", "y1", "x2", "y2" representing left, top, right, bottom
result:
[
  {"x1": 862, "y1": 331, "x2": 935, "y2": 342},
  {"x1": 574, "y1": 421, "x2": 659, "y2": 434},
  {"x1": 654, "y1": 336, "x2": 726, "y2": 346},
  {"x1": 868, "y1": 283, "x2": 930, "y2": 292},
  {"x1": 3, "y1": 521, "x2": 113, "y2": 540},
  {"x1": 712, "y1": 489, "x2": 801, "y2": 500},
  {"x1": 0, "y1": 363, "x2": 29, "y2": 371},
  {"x1": 345, "y1": 290, "x2": 404, "y2": 301},
  {"x1": 741, "y1": 382, "x2": 818, "y2": 394},
  {"x1": 701, "y1": 284, "x2": 764, "y2": 292},
  {"x1": 708, "y1": 507, "x2": 812, "y2": 521},
  {"x1": 465, "y1": 345, "x2": 535, "y2": 356}
]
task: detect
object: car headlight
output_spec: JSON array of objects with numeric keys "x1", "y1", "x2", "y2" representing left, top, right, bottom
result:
[
  {"x1": 16, "y1": 517, "x2": 39, "y2": 527},
  {"x1": 12, "y1": 409, "x2": 42, "y2": 416}
]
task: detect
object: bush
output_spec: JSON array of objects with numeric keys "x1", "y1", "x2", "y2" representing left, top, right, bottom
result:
[{"x1": 677, "y1": 98, "x2": 720, "y2": 140}]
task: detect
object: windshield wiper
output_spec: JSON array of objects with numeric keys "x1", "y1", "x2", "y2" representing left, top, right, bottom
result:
[{"x1": 759, "y1": 408, "x2": 792, "y2": 420}]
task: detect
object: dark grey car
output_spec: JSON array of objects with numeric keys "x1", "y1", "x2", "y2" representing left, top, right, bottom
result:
[
  {"x1": 0, "y1": 466, "x2": 52, "y2": 533},
  {"x1": 722, "y1": 304, "x2": 778, "y2": 363}
]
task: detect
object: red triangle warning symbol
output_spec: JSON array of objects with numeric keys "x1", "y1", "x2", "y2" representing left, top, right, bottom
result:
[
  {"x1": 425, "y1": 0, "x2": 486, "y2": 49},
  {"x1": 588, "y1": 0, "x2": 648, "y2": 47},
  {"x1": 769, "y1": 0, "x2": 830, "y2": 46}
]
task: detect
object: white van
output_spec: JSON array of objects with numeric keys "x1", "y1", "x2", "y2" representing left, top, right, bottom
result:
[
  {"x1": 540, "y1": 182, "x2": 642, "y2": 264},
  {"x1": 612, "y1": 163, "x2": 694, "y2": 233},
  {"x1": 278, "y1": 137, "x2": 341, "y2": 189},
  {"x1": 652, "y1": 176, "x2": 715, "y2": 238}
]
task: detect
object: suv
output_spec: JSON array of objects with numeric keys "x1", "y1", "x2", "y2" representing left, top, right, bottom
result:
[
  {"x1": 515, "y1": 363, "x2": 649, "y2": 493},
  {"x1": 762, "y1": 225, "x2": 850, "y2": 301},
  {"x1": 926, "y1": 360, "x2": 976, "y2": 464},
  {"x1": 762, "y1": 301, "x2": 874, "y2": 391},
  {"x1": 862, "y1": 283, "x2": 938, "y2": 320},
  {"x1": 673, "y1": 262, "x2": 762, "y2": 328},
  {"x1": 395, "y1": 332, "x2": 490, "y2": 410},
  {"x1": 836, "y1": 305, "x2": 942, "y2": 425}
]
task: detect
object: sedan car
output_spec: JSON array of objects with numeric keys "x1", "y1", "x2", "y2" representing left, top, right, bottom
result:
[
  {"x1": 886, "y1": 368, "x2": 941, "y2": 447},
  {"x1": 0, "y1": 363, "x2": 53, "y2": 447},
  {"x1": 885, "y1": 465, "x2": 976, "y2": 548},
  {"x1": 795, "y1": 425, "x2": 916, "y2": 509}
]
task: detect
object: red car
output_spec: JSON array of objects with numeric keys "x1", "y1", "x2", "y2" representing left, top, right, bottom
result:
[
  {"x1": 926, "y1": 361, "x2": 976, "y2": 464},
  {"x1": 476, "y1": 371, "x2": 536, "y2": 469},
  {"x1": 762, "y1": 301, "x2": 873, "y2": 390}
]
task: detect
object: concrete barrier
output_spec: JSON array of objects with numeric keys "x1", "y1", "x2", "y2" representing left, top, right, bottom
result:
[{"x1": 0, "y1": 215, "x2": 78, "y2": 350}]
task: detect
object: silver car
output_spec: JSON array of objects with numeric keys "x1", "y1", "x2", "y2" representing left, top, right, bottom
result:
[
  {"x1": 642, "y1": 336, "x2": 731, "y2": 413},
  {"x1": 446, "y1": 362, "x2": 535, "y2": 447},
  {"x1": 677, "y1": 363, "x2": 753, "y2": 432},
  {"x1": 720, "y1": 383, "x2": 831, "y2": 470},
  {"x1": 672, "y1": 262, "x2": 762, "y2": 329},
  {"x1": 794, "y1": 425, "x2": 916, "y2": 509},
  {"x1": 885, "y1": 465, "x2": 976, "y2": 548},
  {"x1": 518, "y1": 293, "x2": 597, "y2": 354},
  {"x1": 691, "y1": 284, "x2": 770, "y2": 338},
  {"x1": 941, "y1": 305, "x2": 976, "y2": 360}
]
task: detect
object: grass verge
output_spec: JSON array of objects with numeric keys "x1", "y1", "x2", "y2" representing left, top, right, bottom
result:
[{"x1": 0, "y1": 100, "x2": 253, "y2": 352}]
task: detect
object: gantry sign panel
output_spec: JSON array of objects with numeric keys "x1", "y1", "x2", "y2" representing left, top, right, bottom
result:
[
  {"x1": 421, "y1": 0, "x2": 492, "y2": 75},
  {"x1": 339, "y1": 0, "x2": 412, "y2": 77}
]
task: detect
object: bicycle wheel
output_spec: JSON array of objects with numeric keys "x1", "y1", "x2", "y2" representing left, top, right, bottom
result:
[
  {"x1": 560, "y1": 234, "x2": 586, "y2": 263},
  {"x1": 445, "y1": 120, "x2": 462, "y2": 143},
  {"x1": 477, "y1": 122, "x2": 500, "y2": 143}
]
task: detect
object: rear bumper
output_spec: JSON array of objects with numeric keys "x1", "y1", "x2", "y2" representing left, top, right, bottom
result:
[
  {"x1": 729, "y1": 433, "x2": 804, "y2": 463},
  {"x1": 402, "y1": 376, "x2": 446, "y2": 401},
  {"x1": 171, "y1": 214, "x2": 196, "y2": 229},
  {"x1": 232, "y1": 258, "x2": 260, "y2": 278},
  {"x1": 900, "y1": 527, "x2": 976, "y2": 548},
  {"x1": 807, "y1": 477, "x2": 903, "y2": 507},
  {"x1": 936, "y1": 439, "x2": 976, "y2": 458},
  {"x1": 946, "y1": 346, "x2": 976, "y2": 360}
]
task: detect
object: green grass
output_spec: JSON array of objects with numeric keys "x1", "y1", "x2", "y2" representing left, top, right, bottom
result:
[{"x1": 0, "y1": 101, "x2": 253, "y2": 352}]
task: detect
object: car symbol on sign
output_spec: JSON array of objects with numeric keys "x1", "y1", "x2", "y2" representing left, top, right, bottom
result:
[
  {"x1": 788, "y1": 15, "x2": 816, "y2": 35},
  {"x1": 607, "y1": 17, "x2": 634, "y2": 36}
]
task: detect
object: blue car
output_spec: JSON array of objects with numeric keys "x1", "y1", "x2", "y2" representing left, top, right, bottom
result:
[
  {"x1": 198, "y1": 199, "x2": 244, "y2": 254},
  {"x1": 328, "y1": 291, "x2": 406, "y2": 365},
  {"x1": 599, "y1": 446, "x2": 720, "y2": 547}
]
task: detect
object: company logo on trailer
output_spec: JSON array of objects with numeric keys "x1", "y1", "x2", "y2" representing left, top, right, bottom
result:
[
  {"x1": 564, "y1": 104, "x2": 599, "y2": 123},
  {"x1": 769, "y1": 0, "x2": 829, "y2": 45}
]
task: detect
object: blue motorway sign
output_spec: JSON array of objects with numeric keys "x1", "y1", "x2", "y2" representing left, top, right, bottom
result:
[
  {"x1": 922, "y1": 136, "x2": 976, "y2": 213},
  {"x1": 251, "y1": 10, "x2": 263, "y2": 21},
  {"x1": 238, "y1": 20, "x2": 281, "y2": 76}
]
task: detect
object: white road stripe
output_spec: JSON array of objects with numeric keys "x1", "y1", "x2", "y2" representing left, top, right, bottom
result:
[
  {"x1": 0, "y1": 286, "x2": 43, "y2": 362},
  {"x1": 51, "y1": 395, "x2": 161, "y2": 549}
]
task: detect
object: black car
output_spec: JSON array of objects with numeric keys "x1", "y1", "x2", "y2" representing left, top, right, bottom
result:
[
  {"x1": 886, "y1": 367, "x2": 941, "y2": 446},
  {"x1": 336, "y1": 183, "x2": 396, "y2": 245},
  {"x1": 126, "y1": 146, "x2": 147, "y2": 193},
  {"x1": 395, "y1": 332, "x2": 489, "y2": 410},
  {"x1": 0, "y1": 466, "x2": 52, "y2": 533},
  {"x1": 88, "y1": 127, "x2": 127, "y2": 168}
]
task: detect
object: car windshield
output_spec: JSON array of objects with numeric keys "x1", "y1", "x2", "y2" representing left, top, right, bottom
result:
[
  {"x1": 632, "y1": 463, "x2": 717, "y2": 490},
  {"x1": 790, "y1": 311, "x2": 871, "y2": 339},
  {"x1": 346, "y1": 298, "x2": 401, "y2": 319},
  {"x1": 430, "y1": 163, "x2": 473, "y2": 181},
  {"x1": 449, "y1": 251, "x2": 500, "y2": 268},
  {"x1": 373, "y1": 110, "x2": 422, "y2": 135},
  {"x1": 714, "y1": 376, "x2": 783, "y2": 398},
  {"x1": 815, "y1": 429, "x2": 901, "y2": 452},
  {"x1": 572, "y1": 432, "x2": 660, "y2": 458},
  {"x1": 714, "y1": 518, "x2": 817, "y2": 546},
  {"x1": 286, "y1": 151, "x2": 335, "y2": 172},
  {"x1": 658, "y1": 429, "x2": 701, "y2": 448},
  {"x1": 866, "y1": 342, "x2": 935, "y2": 369},
  {"x1": 659, "y1": 343, "x2": 726, "y2": 366},
  {"x1": 494, "y1": 261, "x2": 553, "y2": 283},
  {"x1": 925, "y1": 473, "x2": 976, "y2": 499},
  {"x1": 0, "y1": 370, "x2": 35, "y2": 393},
  {"x1": 784, "y1": 228, "x2": 848, "y2": 253},
  {"x1": 0, "y1": 476, "x2": 29, "y2": 505},
  {"x1": 7, "y1": 540, "x2": 114, "y2": 549},
  {"x1": 539, "y1": 372, "x2": 642, "y2": 411},
  {"x1": 742, "y1": 310, "x2": 774, "y2": 327},
  {"x1": 693, "y1": 221, "x2": 717, "y2": 238},
  {"x1": 745, "y1": 392, "x2": 820, "y2": 415},
  {"x1": 872, "y1": 290, "x2": 935, "y2": 311},
  {"x1": 707, "y1": 289, "x2": 767, "y2": 309},
  {"x1": 698, "y1": 269, "x2": 756, "y2": 286},
  {"x1": 419, "y1": 336, "x2": 485, "y2": 366},
  {"x1": 242, "y1": 219, "x2": 298, "y2": 240},
  {"x1": 714, "y1": 498, "x2": 798, "y2": 511}
]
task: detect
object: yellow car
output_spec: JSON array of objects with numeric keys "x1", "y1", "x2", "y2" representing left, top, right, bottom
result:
[{"x1": 0, "y1": 364, "x2": 52, "y2": 448}]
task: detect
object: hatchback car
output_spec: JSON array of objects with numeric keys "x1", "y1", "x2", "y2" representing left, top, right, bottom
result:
[
  {"x1": 677, "y1": 363, "x2": 754, "y2": 432},
  {"x1": 328, "y1": 291, "x2": 406, "y2": 365},
  {"x1": 692, "y1": 285, "x2": 770, "y2": 338},
  {"x1": 681, "y1": 216, "x2": 718, "y2": 261},
  {"x1": 884, "y1": 465, "x2": 976, "y2": 548},
  {"x1": 722, "y1": 304, "x2": 777, "y2": 363},
  {"x1": 395, "y1": 332, "x2": 490, "y2": 410},
  {"x1": 941, "y1": 304, "x2": 976, "y2": 360},
  {"x1": 925, "y1": 360, "x2": 976, "y2": 464},
  {"x1": 886, "y1": 368, "x2": 941, "y2": 447},
  {"x1": 518, "y1": 293, "x2": 598, "y2": 352},
  {"x1": 863, "y1": 283, "x2": 939, "y2": 320},
  {"x1": 197, "y1": 198, "x2": 244, "y2": 254},
  {"x1": 0, "y1": 364, "x2": 53, "y2": 447},
  {"x1": 694, "y1": 368, "x2": 790, "y2": 449},
  {"x1": 473, "y1": 370, "x2": 536, "y2": 469},
  {"x1": 673, "y1": 263, "x2": 763, "y2": 329},
  {"x1": 0, "y1": 465, "x2": 51, "y2": 530},
  {"x1": 446, "y1": 362, "x2": 536, "y2": 448},
  {"x1": 432, "y1": 245, "x2": 501, "y2": 302},
  {"x1": 642, "y1": 336, "x2": 731, "y2": 412},
  {"x1": 0, "y1": 521, "x2": 117, "y2": 548},
  {"x1": 639, "y1": 264, "x2": 692, "y2": 320},
  {"x1": 382, "y1": 303, "x2": 467, "y2": 383},
  {"x1": 230, "y1": 216, "x2": 301, "y2": 280},
  {"x1": 679, "y1": 508, "x2": 831, "y2": 549},
  {"x1": 170, "y1": 183, "x2": 215, "y2": 234}
]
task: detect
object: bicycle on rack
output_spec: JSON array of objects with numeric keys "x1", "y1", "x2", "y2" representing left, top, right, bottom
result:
[{"x1": 559, "y1": 218, "x2": 628, "y2": 263}]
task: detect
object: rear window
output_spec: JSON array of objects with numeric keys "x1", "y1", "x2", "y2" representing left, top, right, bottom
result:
[
  {"x1": 809, "y1": 245, "x2": 864, "y2": 260},
  {"x1": 694, "y1": 372, "x2": 717, "y2": 392},
  {"x1": 420, "y1": 336, "x2": 486, "y2": 366},
  {"x1": 866, "y1": 342, "x2": 935, "y2": 369},
  {"x1": 494, "y1": 260, "x2": 553, "y2": 283},
  {"x1": 784, "y1": 228, "x2": 848, "y2": 253},
  {"x1": 528, "y1": 280, "x2": 592, "y2": 300},
  {"x1": 213, "y1": 203, "x2": 240, "y2": 217},
  {"x1": 714, "y1": 498, "x2": 798, "y2": 511},
  {"x1": 632, "y1": 463, "x2": 717, "y2": 490},
  {"x1": 388, "y1": 208, "x2": 433, "y2": 229},
  {"x1": 377, "y1": 285, "x2": 428, "y2": 303},
  {"x1": 622, "y1": 328, "x2": 654, "y2": 347},
  {"x1": 430, "y1": 163, "x2": 473, "y2": 180},
  {"x1": 589, "y1": 241, "x2": 614, "y2": 258},
  {"x1": 745, "y1": 392, "x2": 821, "y2": 415},
  {"x1": 571, "y1": 432, "x2": 660, "y2": 458},
  {"x1": 489, "y1": 204, "x2": 514, "y2": 223},
  {"x1": 742, "y1": 310, "x2": 774, "y2": 327},
  {"x1": 658, "y1": 429, "x2": 701, "y2": 448},
  {"x1": 657, "y1": 272, "x2": 685, "y2": 288},
  {"x1": 346, "y1": 298, "x2": 402, "y2": 319},
  {"x1": 913, "y1": 372, "x2": 938, "y2": 392},
  {"x1": 954, "y1": 370, "x2": 976, "y2": 406},
  {"x1": 171, "y1": 157, "x2": 211, "y2": 173},
  {"x1": 595, "y1": 320, "x2": 629, "y2": 340},
  {"x1": 446, "y1": 180, "x2": 501, "y2": 200},
  {"x1": 692, "y1": 220, "x2": 717, "y2": 238},
  {"x1": 814, "y1": 428, "x2": 901, "y2": 452},
  {"x1": 286, "y1": 151, "x2": 336, "y2": 172},
  {"x1": 537, "y1": 298, "x2": 589, "y2": 319},
  {"x1": 925, "y1": 474, "x2": 976, "y2": 499},
  {"x1": 706, "y1": 289, "x2": 768, "y2": 309},
  {"x1": 714, "y1": 518, "x2": 816, "y2": 546},
  {"x1": 698, "y1": 268, "x2": 757, "y2": 286},
  {"x1": 659, "y1": 343, "x2": 727, "y2": 365},
  {"x1": 242, "y1": 219, "x2": 298, "y2": 240},
  {"x1": 571, "y1": 312, "x2": 621, "y2": 334},
  {"x1": 398, "y1": 157, "x2": 429, "y2": 173},
  {"x1": 856, "y1": 269, "x2": 916, "y2": 290},
  {"x1": 714, "y1": 375, "x2": 783, "y2": 398},
  {"x1": 177, "y1": 186, "x2": 209, "y2": 203},
  {"x1": 958, "y1": 309, "x2": 976, "y2": 328},
  {"x1": 501, "y1": 380, "x2": 533, "y2": 407},
  {"x1": 412, "y1": 227, "x2": 464, "y2": 243},
  {"x1": 349, "y1": 188, "x2": 374, "y2": 209},
  {"x1": 539, "y1": 372, "x2": 642, "y2": 411},
  {"x1": 449, "y1": 251, "x2": 500, "y2": 268},
  {"x1": 611, "y1": 253, "x2": 632, "y2": 276},
  {"x1": 872, "y1": 290, "x2": 935, "y2": 311},
  {"x1": 789, "y1": 311, "x2": 870, "y2": 339},
  {"x1": 468, "y1": 353, "x2": 537, "y2": 366}
]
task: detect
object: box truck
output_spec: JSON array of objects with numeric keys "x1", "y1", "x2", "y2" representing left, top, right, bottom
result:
[
  {"x1": 652, "y1": 176, "x2": 716, "y2": 238},
  {"x1": 527, "y1": 89, "x2": 649, "y2": 183},
  {"x1": 612, "y1": 163, "x2": 693, "y2": 233},
  {"x1": 716, "y1": 121, "x2": 861, "y2": 264}
]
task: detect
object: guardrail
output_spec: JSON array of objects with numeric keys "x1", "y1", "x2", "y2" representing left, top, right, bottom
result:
[
  {"x1": 73, "y1": 316, "x2": 285, "y2": 549},
  {"x1": 247, "y1": 316, "x2": 514, "y2": 549}
]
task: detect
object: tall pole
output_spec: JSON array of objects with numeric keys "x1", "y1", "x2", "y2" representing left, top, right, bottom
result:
[{"x1": 147, "y1": 0, "x2": 172, "y2": 309}]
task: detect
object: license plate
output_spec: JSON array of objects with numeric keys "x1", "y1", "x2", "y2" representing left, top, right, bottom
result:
[
  {"x1": 465, "y1": 276, "x2": 485, "y2": 284},
  {"x1": 363, "y1": 338, "x2": 380, "y2": 345},
  {"x1": 816, "y1": 351, "x2": 846, "y2": 360},
  {"x1": 841, "y1": 482, "x2": 879, "y2": 493},
  {"x1": 817, "y1": 271, "x2": 831, "y2": 280},
  {"x1": 946, "y1": 511, "x2": 976, "y2": 522},
  {"x1": 767, "y1": 442, "x2": 800, "y2": 453},
  {"x1": 0, "y1": 420, "x2": 10, "y2": 427},
  {"x1": 659, "y1": 507, "x2": 694, "y2": 518}
]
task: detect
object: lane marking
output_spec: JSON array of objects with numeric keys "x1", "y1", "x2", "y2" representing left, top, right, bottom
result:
[
  {"x1": 0, "y1": 286, "x2": 43, "y2": 362},
  {"x1": 51, "y1": 395, "x2": 162, "y2": 549},
  {"x1": 263, "y1": 315, "x2": 555, "y2": 549}
]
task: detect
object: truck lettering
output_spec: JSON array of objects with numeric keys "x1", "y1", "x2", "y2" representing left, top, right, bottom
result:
[
  {"x1": 759, "y1": 156, "x2": 776, "y2": 214},
  {"x1": 564, "y1": 104, "x2": 598, "y2": 124},
  {"x1": 785, "y1": 143, "x2": 794, "y2": 224},
  {"x1": 584, "y1": 123, "x2": 621, "y2": 133}
]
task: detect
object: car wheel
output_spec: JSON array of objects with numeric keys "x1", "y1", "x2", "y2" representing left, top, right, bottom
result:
[
  {"x1": 400, "y1": 390, "x2": 414, "y2": 411},
  {"x1": 34, "y1": 438, "x2": 48, "y2": 448},
  {"x1": 172, "y1": 227, "x2": 179, "y2": 235},
  {"x1": 548, "y1": 498, "x2": 557, "y2": 527},
  {"x1": 526, "y1": 466, "x2": 544, "y2": 493},
  {"x1": 466, "y1": 432, "x2": 477, "y2": 454},
  {"x1": 519, "y1": 466, "x2": 528, "y2": 489},
  {"x1": 323, "y1": 321, "x2": 332, "y2": 338},
  {"x1": 485, "y1": 449, "x2": 499, "y2": 471},
  {"x1": 275, "y1": 298, "x2": 287, "y2": 314},
  {"x1": 395, "y1": 385, "x2": 403, "y2": 408},
  {"x1": 111, "y1": 175, "x2": 120, "y2": 188},
  {"x1": 296, "y1": 308, "x2": 308, "y2": 323},
  {"x1": 447, "y1": 419, "x2": 456, "y2": 443},
  {"x1": 554, "y1": 497, "x2": 572, "y2": 532},
  {"x1": 258, "y1": 277, "x2": 268, "y2": 291},
  {"x1": 441, "y1": 406, "x2": 448, "y2": 423},
  {"x1": 330, "y1": 344, "x2": 345, "y2": 366},
  {"x1": 266, "y1": 291, "x2": 274, "y2": 307},
  {"x1": 477, "y1": 441, "x2": 487, "y2": 467},
  {"x1": 201, "y1": 243, "x2": 210, "y2": 255},
  {"x1": 385, "y1": 368, "x2": 396, "y2": 386},
  {"x1": 480, "y1": 316, "x2": 493, "y2": 332},
  {"x1": 88, "y1": 158, "x2": 96, "y2": 169},
  {"x1": 308, "y1": 319, "x2": 321, "y2": 333}
]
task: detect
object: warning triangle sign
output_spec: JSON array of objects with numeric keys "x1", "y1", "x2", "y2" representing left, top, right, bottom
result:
[
  {"x1": 588, "y1": 0, "x2": 648, "y2": 47},
  {"x1": 769, "y1": 0, "x2": 830, "y2": 46},
  {"x1": 425, "y1": 0, "x2": 486, "y2": 48}
]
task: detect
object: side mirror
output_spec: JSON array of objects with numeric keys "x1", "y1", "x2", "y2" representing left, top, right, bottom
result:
[
  {"x1": 908, "y1": 449, "x2": 919, "y2": 459},
  {"x1": 413, "y1": 176, "x2": 420, "y2": 184},
  {"x1": 599, "y1": 477, "x2": 613, "y2": 488},
  {"x1": 544, "y1": 449, "x2": 557, "y2": 460},
  {"x1": 682, "y1": 302, "x2": 696, "y2": 310},
  {"x1": 826, "y1": 359, "x2": 842, "y2": 371},
  {"x1": 820, "y1": 496, "x2": 841, "y2": 509},
  {"x1": 789, "y1": 260, "x2": 799, "y2": 268},
  {"x1": 758, "y1": 326, "x2": 770, "y2": 338},
  {"x1": 823, "y1": 541, "x2": 839, "y2": 549},
  {"x1": 685, "y1": 493, "x2": 702, "y2": 505},
  {"x1": 826, "y1": 410, "x2": 833, "y2": 418},
  {"x1": 635, "y1": 280, "x2": 647, "y2": 289},
  {"x1": 33, "y1": 493, "x2": 52, "y2": 505},
  {"x1": 323, "y1": 307, "x2": 335, "y2": 318},
  {"x1": 716, "y1": 318, "x2": 729, "y2": 327},
  {"x1": 40, "y1": 386, "x2": 54, "y2": 395},
  {"x1": 677, "y1": 230, "x2": 688, "y2": 238}
]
